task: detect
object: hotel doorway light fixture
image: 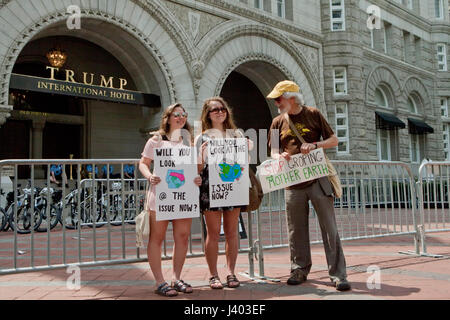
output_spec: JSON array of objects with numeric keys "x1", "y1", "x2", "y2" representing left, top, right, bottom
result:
[{"x1": 46, "y1": 48, "x2": 67, "y2": 68}]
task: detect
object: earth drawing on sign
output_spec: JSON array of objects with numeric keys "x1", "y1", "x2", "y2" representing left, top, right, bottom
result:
[
  {"x1": 166, "y1": 170, "x2": 185, "y2": 189},
  {"x1": 218, "y1": 163, "x2": 243, "y2": 182}
]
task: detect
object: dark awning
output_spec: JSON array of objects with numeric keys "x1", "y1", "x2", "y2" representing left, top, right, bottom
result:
[
  {"x1": 375, "y1": 111, "x2": 406, "y2": 130},
  {"x1": 408, "y1": 118, "x2": 434, "y2": 134}
]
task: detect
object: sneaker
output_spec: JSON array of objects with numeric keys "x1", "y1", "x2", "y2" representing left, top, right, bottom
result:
[
  {"x1": 287, "y1": 269, "x2": 307, "y2": 285},
  {"x1": 334, "y1": 279, "x2": 351, "y2": 291}
]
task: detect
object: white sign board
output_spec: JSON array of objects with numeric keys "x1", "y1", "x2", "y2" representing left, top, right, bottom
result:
[
  {"x1": 0, "y1": 176, "x2": 13, "y2": 209},
  {"x1": 257, "y1": 148, "x2": 329, "y2": 194},
  {"x1": 207, "y1": 138, "x2": 249, "y2": 208},
  {"x1": 154, "y1": 146, "x2": 200, "y2": 221}
]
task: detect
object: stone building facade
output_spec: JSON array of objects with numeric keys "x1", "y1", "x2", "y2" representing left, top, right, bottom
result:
[
  {"x1": 320, "y1": 0, "x2": 450, "y2": 171},
  {"x1": 0, "y1": 0, "x2": 448, "y2": 171}
]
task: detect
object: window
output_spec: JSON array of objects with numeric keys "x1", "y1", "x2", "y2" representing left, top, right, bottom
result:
[
  {"x1": 383, "y1": 23, "x2": 390, "y2": 54},
  {"x1": 377, "y1": 129, "x2": 391, "y2": 161},
  {"x1": 435, "y1": 0, "x2": 443, "y2": 19},
  {"x1": 401, "y1": 0, "x2": 413, "y2": 10},
  {"x1": 277, "y1": 0, "x2": 285, "y2": 18},
  {"x1": 442, "y1": 98, "x2": 450, "y2": 160},
  {"x1": 375, "y1": 88, "x2": 388, "y2": 108},
  {"x1": 330, "y1": 0, "x2": 345, "y2": 31},
  {"x1": 254, "y1": 0, "x2": 262, "y2": 9},
  {"x1": 441, "y1": 98, "x2": 449, "y2": 117},
  {"x1": 333, "y1": 68, "x2": 347, "y2": 95},
  {"x1": 335, "y1": 103, "x2": 349, "y2": 153},
  {"x1": 407, "y1": 96, "x2": 417, "y2": 114},
  {"x1": 407, "y1": 0, "x2": 413, "y2": 10},
  {"x1": 410, "y1": 134, "x2": 420, "y2": 163},
  {"x1": 444, "y1": 124, "x2": 450, "y2": 160},
  {"x1": 437, "y1": 44, "x2": 447, "y2": 71},
  {"x1": 403, "y1": 31, "x2": 409, "y2": 62},
  {"x1": 414, "y1": 36, "x2": 421, "y2": 66},
  {"x1": 370, "y1": 28, "x2": 374, "y2": 49}
]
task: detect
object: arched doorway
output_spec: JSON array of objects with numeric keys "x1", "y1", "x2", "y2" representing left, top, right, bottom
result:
[
  {"x1": 3, "y1": 34, "x2": 146, "y2": 160},
  {"x1": 0, "y1": 10, "x2": 182, "y2": 159},
  {"x1": 220, "y1": 71, "x2": 272, "y2": 133},
  {"x1": 0, "y1": 6, "x2": 195, "y2": 169},
  {"x1": 218, "y1": 60, "x2": 290, "y2": 165},
  {"x1": 1, "y1": 20, "x2": 171, "y2": 178}
]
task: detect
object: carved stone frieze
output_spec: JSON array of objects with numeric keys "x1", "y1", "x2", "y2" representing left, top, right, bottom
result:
[{"x1": 163, "y1": 1, "x2": 228, "y2": 44}]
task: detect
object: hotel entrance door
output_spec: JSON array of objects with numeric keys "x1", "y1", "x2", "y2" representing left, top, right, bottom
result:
[{"x1": 43, "y1": 123, "x2": 81, "y2": 159}]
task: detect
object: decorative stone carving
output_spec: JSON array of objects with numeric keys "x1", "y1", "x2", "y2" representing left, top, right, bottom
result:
[
  {"x1": 163, "y1": 1, "x2": 228, "y2": 44},
  {"x1": 214, "y1": 53, "x2": 294, "y2": 96},
  {"x1": 403, "y1": 76, "x2": 431, "y2": 115},
  {"x1": 0, "y1": 105, "x2": 12, "y2": 127},
  {"x1": 191, "y1": 60, "x2": 205, "y2": 99},
  {"x1": 295, "y1": 42, "x2": 319, "y2": 76},
  {"x1": 188, "y1": 11, "x2": 201, "y2": 40},
  {"x1": 191, "y1": 60, "x2": 205, "y2": 80},
  {"x1": 194, "y1": 0, "x2": 322, "y2": 43},
  {"x1": 136, "y1": 0, "x2": 198, "y2": 64},
  {"x1": 366, "y1": 65, "x2": 402, "y2": 109}
]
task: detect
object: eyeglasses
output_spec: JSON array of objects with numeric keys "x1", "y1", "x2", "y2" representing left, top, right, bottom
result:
[
  {"x1": 172, "y1": 112, "x2": 188, "y2": 118},
  {"x1": 209, "y1": 107, "x2": 227, "y2": 114}
]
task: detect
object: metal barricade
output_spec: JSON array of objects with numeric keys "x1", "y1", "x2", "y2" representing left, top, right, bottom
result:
[
  {"x1": 77, "y1": 178, "x2": 148, "y2": 227},
  {"x1": 415, "y1": 161, "x2": 450, "y2": 257},
  {"x1": 3, "y1": 159, "x2": 446, "y2": 277},
  {"x1": 252, "y1": 161, "x2": 420, "y2": 280},
  {"x1": 0, "y1": 159, "x2": 258, "y2": 276}
]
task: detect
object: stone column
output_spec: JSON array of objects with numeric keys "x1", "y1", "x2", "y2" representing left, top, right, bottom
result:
[
  {"x1": 406, "y1": 33, "x2": 415, "y2": 65},
  {"x1": 31, "y1": 118, "x2": 46, "y2": 159},
  {"x1": 0, "y1": 105, "x2": 13, "y2": 128},
  {"x1": 31, "y1": 118, "x2": 46, "y2": 178},
  {"x1": 390, "y1": 27, "x2": 404, "y2": 61},
  {"x1": 421, "y1": 39, "x2": 434, "y2": 71}
]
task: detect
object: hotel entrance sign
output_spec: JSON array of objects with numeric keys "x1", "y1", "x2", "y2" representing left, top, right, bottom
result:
[
  {"x1": 45, "y1": 66, "x2": 129, "y2": 90},
  {"x1": 9, "y1": 71, "x2": 160, "y2": 107}
]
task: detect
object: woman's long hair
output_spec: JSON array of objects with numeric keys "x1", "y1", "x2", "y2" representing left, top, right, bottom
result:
[
  {"x1": 200, "y1": 97, "x2": 238, "y2": 133},
  {"x1": 151, "y1": 103, "x2": 193, "y2": 144}
]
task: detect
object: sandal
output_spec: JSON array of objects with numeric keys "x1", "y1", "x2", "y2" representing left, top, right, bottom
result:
[
  {"x1": 209, "y1": 276, "x2": 223, "y2": 289},
  {"x1": 154, "y1": 282, "x2": 178, "y2": 297},
  {"x1": 172, "y1": 279, "x2": 193, "y2": 293},
  {"x1": 226, "y1": 274, "x2": 240, "y2": 288}
]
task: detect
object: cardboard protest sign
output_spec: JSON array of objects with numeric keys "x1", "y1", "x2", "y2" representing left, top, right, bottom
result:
[
  {"x1": 207, "y1": 138, "x2": 249, "y2": 208},
  {"x1": 257, "y1": 148, "x2": 329, "y2": 194},
  {"x1": 154, "y1": 146, "x2": 200, "y2": 221}
]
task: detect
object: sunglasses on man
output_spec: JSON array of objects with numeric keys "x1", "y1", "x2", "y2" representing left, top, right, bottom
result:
[
  {"x1": 172, "y1": 111, "x2": 188, "y2": 118},
  {"x1": 209, "y1": 107, "x2": 227, "y2": 114}
]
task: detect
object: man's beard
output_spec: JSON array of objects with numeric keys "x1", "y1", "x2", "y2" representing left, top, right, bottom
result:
[{"x1": 278, "y1": 105, "x2": 290, "y2": 114}]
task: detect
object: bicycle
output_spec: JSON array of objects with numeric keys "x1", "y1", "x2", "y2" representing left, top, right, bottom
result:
[
  {"x1": 0, "y1": 189, "x2": 7, "y2": 231},
  {"x1": 7, "y1": 186, "x2": 43, "y2": 234},
  {"x1": 35, "y1": 186, "x2": 61, "y2": 232}
]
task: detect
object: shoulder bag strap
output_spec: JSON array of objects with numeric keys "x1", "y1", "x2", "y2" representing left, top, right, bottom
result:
[
  {"x1": 283, "y1": 112, "x2": 307, "y2": 144},
  {"x1": 144, "y1": 178, "x2": 152, "y2": 211}
]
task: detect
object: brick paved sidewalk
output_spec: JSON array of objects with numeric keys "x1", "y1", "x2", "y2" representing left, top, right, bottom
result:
[{"x1": 0, "y1": 232, "x2": 449, "y2": 300}]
